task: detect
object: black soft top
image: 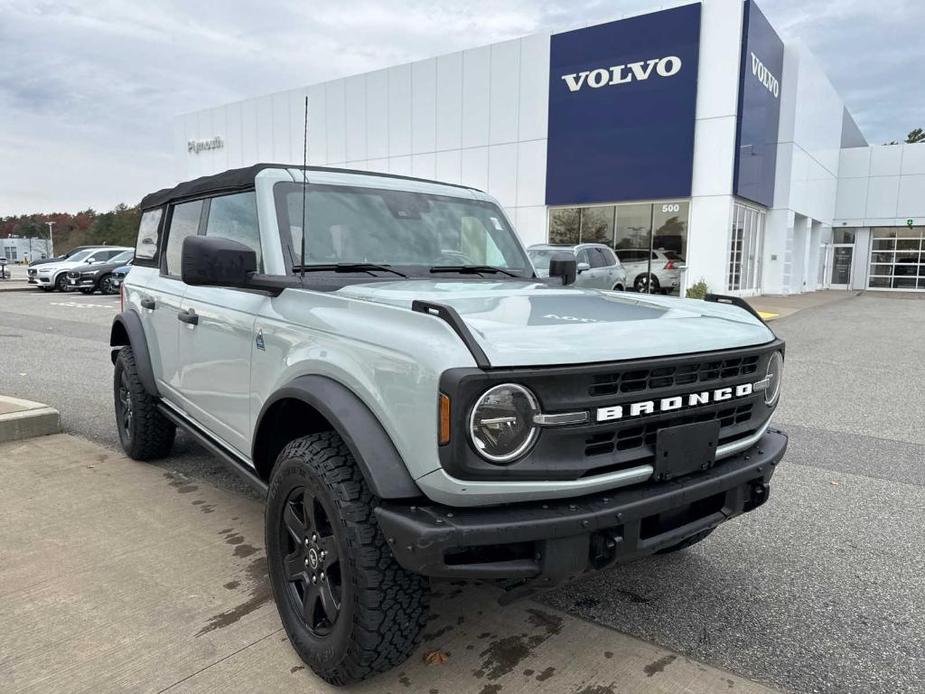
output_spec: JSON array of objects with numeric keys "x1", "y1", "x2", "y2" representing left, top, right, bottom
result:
[{"x1": 140, "y1": 163, "x2": 479, "y2": 211}]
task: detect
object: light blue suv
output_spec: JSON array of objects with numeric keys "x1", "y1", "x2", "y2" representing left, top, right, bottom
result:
[{"x1": 110, "y1": 164, "x2": 788, "y2": 684}]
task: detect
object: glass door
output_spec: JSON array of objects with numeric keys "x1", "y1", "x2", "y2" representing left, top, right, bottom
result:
[{"x1": 829, "y1": 244, "x2": 853, "y2": 288}]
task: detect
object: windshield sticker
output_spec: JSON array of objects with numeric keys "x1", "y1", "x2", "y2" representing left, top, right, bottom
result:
[{"x1": 490, "y1": 217, "x2": 503, "y2": 231}]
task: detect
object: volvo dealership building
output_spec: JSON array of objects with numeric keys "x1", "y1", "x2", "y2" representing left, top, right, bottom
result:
[{"x1": 175, "y1": 0, "x2": 925, "y2": 296}]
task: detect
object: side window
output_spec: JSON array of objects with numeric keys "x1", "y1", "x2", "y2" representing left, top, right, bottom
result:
[
  {"x1": 576, "y1": 248, "x2": 591, "y2": 266},
  {"x1": 164, "y1": 200, "x2": 204, "y2": 277},
  {"x1": 589, "y1": 248, "x2": 608, "y2": 269},
  {"x1": 205, "y1": 191, "x2": 262, "y2": 271},
  {"x1": 602, "y1": 248, "x2": 619, "y2": 266},
  {"x1": 135, "y1": 209, "x2": 163, "y2": 263}
]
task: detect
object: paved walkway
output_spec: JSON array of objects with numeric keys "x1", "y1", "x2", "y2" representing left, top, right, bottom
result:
[
  {"x1": 747, "y1": 289, "x2": 858, "y2": 320},
  {"x1": 0, "y1": 433, "x2": 776, "y2": 694}
]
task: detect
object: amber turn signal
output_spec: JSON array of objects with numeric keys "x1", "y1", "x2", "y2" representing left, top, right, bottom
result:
[{"x1": 438, "y1": 394, "x2": 451, "y2": 445}]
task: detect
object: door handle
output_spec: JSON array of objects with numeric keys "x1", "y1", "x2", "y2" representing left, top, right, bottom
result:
[
  {"x1": 178, "y1": 308, "x2": 199, "y2": 326},
  {"x1": 140, "y1": 297, "x2": 156, "y2": 310}
]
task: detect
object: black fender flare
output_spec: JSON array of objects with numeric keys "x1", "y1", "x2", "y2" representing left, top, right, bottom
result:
[
  {"x1": 110, "y1": 310, "x2": 159, "y2": 397},
  {"x1": 255, "y1": 375, "x2": 421, "y2": 499}
]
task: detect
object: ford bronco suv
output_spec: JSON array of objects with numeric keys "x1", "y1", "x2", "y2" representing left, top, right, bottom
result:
[{"x1": 110, "y1": 164, "x2": 787, "y2": 684}]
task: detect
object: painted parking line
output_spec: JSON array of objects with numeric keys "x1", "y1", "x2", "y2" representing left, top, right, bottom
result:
[{"x1": 50, "y1": 301, "x2": 118, "y2": 310}]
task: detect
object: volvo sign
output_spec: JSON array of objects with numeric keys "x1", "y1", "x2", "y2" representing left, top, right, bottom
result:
[
  {"x1": 733, "y1": 1, "x2": 785, "y2": 207},
  {"x1": 560, "y1": 56, "x2": 683, "y2": 92},
  {"x1": 545, "y1": 4, "x2": 702, "y2": 206}
]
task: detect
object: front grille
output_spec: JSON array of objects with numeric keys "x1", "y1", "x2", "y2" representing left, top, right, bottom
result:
[
  {"x1": 584, "y1": 403, "x2": 754, "y2": 459},
  {"x1": 439, "y1": 341, "x2": 782, "y2": 482},
  {"x1": 589, "y1": 355, "x2": 760, "y2": 396}
]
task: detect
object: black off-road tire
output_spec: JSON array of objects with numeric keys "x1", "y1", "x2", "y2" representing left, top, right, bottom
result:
[
  {"x1": 656, "y1": 528, "x2": 714, "y2": 555},
  {"x1": 113, "y1": 346, "x2": 175, "y2": 460},
  {"x1": 266, "y1": 432, "x2": 429, "y2": 685}
]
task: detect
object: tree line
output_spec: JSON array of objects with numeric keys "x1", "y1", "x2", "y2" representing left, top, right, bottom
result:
[{"x1": 0, "y1": 204, "x2": 141, "y2": 256}]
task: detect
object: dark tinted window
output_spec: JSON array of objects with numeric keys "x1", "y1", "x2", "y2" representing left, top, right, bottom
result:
[
  {"x1": 601, "y1": 248, "x2": 619, "y2": 266},
  {"x1": 164, "y1": 200, "x2": 204, "y2": 276}
]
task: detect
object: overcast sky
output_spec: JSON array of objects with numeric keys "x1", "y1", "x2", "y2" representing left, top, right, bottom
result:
[{"x1": 1, "y1": 0, "x2": 922, "y2": 215}]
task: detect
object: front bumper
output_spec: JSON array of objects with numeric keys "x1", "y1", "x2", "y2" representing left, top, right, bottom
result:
[
  {"x1": 66, "y1": 276, "x2": 96, "y2": 290},
  {"x1": 376, "y1": 429, "x2": 787, "y2": 585}
]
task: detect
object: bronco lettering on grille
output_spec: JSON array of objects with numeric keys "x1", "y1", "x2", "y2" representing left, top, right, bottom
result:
[{"x1": 596, "y1": 383, "x2": 754, "y2": 422}]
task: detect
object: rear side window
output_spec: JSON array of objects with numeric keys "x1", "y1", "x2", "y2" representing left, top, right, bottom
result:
[
  {"x1": 135, "y1": 209, "x2": 163, "y2": 262},
  {"x1": 601, "y1": 248, "x2": 619, "y2": 266},
  {"x1": 205, "y1": 192, "x2": 262, "y2": 271},
  {"x1": 163, "y1": 200, "x2": 204, "y2": 277}
]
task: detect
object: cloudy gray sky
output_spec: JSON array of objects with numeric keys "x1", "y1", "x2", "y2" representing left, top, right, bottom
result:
[{"x1": 1, "y1": 0, "x2": 922, "y2": 214}]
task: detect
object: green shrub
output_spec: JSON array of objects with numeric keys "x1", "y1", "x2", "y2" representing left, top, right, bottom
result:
[{"x1": 685, "y1": 279, "x2": 710, "y2": 299}]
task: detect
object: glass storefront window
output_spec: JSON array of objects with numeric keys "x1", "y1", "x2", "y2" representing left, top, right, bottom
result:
[
  {"x1": 613, "y1": 204, "x2": 652, "y2": 252},
  {"x1": 545, "y1": 201, "x2": 689, "y2": 296},
  {"x1": 580, "y1": 206, "x2": 615, "y2": 245},
  {"x1": 727, "y1": 202, "x2": 765, "y2": 293},
  {"x1": 833, "y1": 229, "x2": 855, "y2": 244},
  {"x1": 549, "y1": 208, "x2": 579, "y2": 245}
]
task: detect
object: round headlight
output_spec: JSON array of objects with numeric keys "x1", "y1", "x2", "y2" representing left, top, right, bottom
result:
[
  {"x1": 764, "y1": 351, "x2": 784, "y2": 405},
  {"x1": 468, "y1": 384, "x2": 540, "y2": 463}
]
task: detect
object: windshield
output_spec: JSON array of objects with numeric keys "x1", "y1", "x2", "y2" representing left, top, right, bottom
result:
[
  {"x1": 527, "y1": 248, "x2": 574, "y2": 270},
  {"x1": 109, "y1": 251, "x2": 132, "y2": 264},
  {"x1": 275, "y1": 183, "x2": 529, "y2": 276},
  {"x1": 68, "y1": 250, "x2": 94, "y2": 262}
]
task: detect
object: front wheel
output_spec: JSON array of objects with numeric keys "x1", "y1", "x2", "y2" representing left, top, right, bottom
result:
[
  {"x1": 113, "y1": 346, "x2": 175, "y2": 460},
  {"x1": 99, "y1": 274, "x2": 116, "y2": 294},
  {"x1": 266, "y1": 432, "x2": 429, "y2": 685},
  {"x1": 54, "y1": 274, "x2": 68, "y2": 292}
]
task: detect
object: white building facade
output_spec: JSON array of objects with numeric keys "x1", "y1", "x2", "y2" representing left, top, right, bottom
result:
[{"x1": 175, "y1": 0, "x2": 925, "y2": 295}]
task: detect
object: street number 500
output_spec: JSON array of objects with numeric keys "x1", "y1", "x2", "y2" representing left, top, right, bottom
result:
[{"x1": 662, "y1": 203, "x2": 680, "y2": 213}]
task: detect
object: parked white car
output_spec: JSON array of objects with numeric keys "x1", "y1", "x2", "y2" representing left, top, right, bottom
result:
[
  {"x1": 616, "y1": 248, "x2": 686, "y2": 294},
  {"x1": 30, "y1": 247, "x2": 132, "y2": 292}
]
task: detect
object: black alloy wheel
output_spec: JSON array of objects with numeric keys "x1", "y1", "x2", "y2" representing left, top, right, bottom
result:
[
  {"x1": 100, "y1": 274, "x2": 115, "y2": 294},
  {"x1": 55, "y1": 274, "x2": 68, "y2": 291},
  {"x1": 117, "y1": 369, "x2": 134, "y2": 441},
  {"x1": 279, "y1": 486, "x2": 343, "y2": 636}
]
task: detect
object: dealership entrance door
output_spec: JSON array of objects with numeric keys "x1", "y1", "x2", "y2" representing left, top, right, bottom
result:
[
  {"x1": 728, "y1": 202, "x2": 765, "y2": 295},
  {"x1": 828, "y1": 245, "x2": 854, "y2": 288}
]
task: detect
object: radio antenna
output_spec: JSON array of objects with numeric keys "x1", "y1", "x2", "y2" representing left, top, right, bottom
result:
[{"x1": 300, "y1": 95, "x2": 308, "y2": 280}]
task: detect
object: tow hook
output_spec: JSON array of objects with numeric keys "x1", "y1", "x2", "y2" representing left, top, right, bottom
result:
[{"x1": 746, "y1": 480, "x2": 770, "y2": 511}]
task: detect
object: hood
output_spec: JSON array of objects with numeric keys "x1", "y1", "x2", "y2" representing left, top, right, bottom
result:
[{"x1": 336, "y1": 280, "x2": 775, "y2": 367}]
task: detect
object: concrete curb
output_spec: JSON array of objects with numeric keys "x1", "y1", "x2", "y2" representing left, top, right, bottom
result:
[
  {"x1": 0, "y1": 282, "x2": 37, "y2": 292},
  {"x1": 0, "y1": 396, "x2": 61, "y2": 443}
]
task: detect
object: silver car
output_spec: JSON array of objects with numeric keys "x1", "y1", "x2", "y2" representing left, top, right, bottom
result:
[{"x1": 528, "y1": 243, "x2": 627, "y2": 291}]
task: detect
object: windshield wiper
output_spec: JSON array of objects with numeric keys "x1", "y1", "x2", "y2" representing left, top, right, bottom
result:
[
  {"x1": 292, "y1": 263, "x2": 407, "y2": 278},
  {"x1": 429, "y1": 265, "x2": 519, "y2": 278}
]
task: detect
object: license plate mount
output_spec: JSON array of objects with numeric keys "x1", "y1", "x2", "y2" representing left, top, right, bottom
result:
[{"x1": 654, "y1": 420, "x2": 721, "y2": 482}]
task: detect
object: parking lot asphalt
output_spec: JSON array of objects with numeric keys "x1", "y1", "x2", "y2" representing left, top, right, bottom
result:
[{"x1": 1, "y1": 288, "x2": 923, "y2": 693}]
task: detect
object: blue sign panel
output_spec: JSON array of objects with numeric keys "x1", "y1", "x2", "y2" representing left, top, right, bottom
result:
[
  {"x1": 545, "y1": 4, "x2": 701, "y2": 206},
  {"x1": 733, "y1": 0, "x2": 784, "y2": 208}
]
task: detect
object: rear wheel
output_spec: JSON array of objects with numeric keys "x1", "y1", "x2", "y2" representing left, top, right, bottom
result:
[
  {"x1": 113, "y1": 346, "x2": 175, "y2": 460},
  {"x1": 612, "y1": 283, "x2": 625, "y2": 291},
  {"x1": 266, "y1": 432, "x2": 429, "y2": 684},
  {"x1": 633, "y1": 273, "x2": 660, "y2": 293}
]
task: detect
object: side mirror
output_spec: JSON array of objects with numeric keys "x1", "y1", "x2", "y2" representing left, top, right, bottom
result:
[
  {"x1": 181, "y1": 235, "x2": 300, "y2": 296},
  {"x1": 548, "y1": 254, "x2": 578, "y2": 286},
  {"x1": 182, "y1": 235, "x2": 256, "y2": 288},
  {"x1": 86, "y1": 259, "x2": 95, "y2": 264},
  {"x1": 577, "y1": 262, "x2": 591, "y2": 274}
]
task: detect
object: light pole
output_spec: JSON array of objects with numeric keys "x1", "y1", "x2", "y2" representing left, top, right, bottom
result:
[{"x1": 45, "y1": 221, "x2": 55, "y2": 258}]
